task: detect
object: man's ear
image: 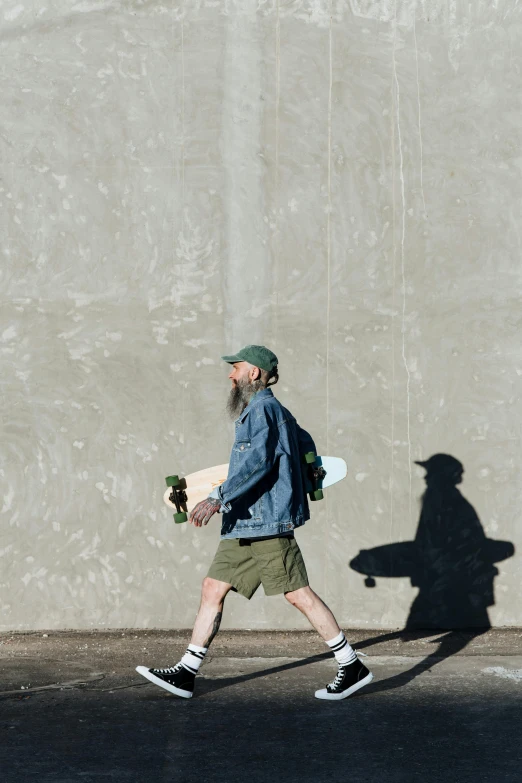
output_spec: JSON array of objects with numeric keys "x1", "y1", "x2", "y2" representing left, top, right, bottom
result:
[{"x1": 250, "y1": 365, "x2": 261, "y2": 381}]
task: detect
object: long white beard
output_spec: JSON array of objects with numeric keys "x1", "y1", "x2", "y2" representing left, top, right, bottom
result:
[{"x1": 226, "y1": 378, "x2": 262, "y2": 420}]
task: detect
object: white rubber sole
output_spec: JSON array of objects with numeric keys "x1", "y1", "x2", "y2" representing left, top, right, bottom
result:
[
  {"x1": 314, "y1": 671, "x2": 374, "y2": 701},
  {"x1": 135, "y1": 666, "x2": 193, "y2": 699}
]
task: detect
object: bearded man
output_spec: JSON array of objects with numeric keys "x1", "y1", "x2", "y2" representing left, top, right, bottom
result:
[{"x1": 137, "y1": 345, "x2": 372, "y2": 701}]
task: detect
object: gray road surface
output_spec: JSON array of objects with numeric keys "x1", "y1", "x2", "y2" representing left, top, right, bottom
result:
[{"x1": 1, "y1": 630, "x2": 521, "y2": 782}]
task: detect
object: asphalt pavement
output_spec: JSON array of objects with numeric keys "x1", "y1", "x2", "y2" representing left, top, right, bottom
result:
[{"x1": 1, "y1": 629, "x2": 521, "y2": 782}]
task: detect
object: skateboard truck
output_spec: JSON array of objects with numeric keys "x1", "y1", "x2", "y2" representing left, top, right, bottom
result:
[
  {"x1": 165, "y1": 475, "x2": 188, "y2": 523},
  {"x1": 302, "y1": 452, "x2": 327, "y2": 501}
]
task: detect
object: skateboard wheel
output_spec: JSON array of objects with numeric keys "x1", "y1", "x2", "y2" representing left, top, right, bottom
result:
[
  {"x1": 174, "y1": 512, "x2": 188, "y2": 524},
  {"x1": 166, "y1": 475, "x2": 181, "y2": 488},
  {"x1": 303, "y1": 452, "x2": 316, "y2": 464},
  {"x1": 310, "y1": 489, "x2": 324, "y2": 501}
]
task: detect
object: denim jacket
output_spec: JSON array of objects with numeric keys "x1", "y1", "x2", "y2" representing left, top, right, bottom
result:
[{"x1": 209, "y1": 389, "x2": 316, "y2": 539}]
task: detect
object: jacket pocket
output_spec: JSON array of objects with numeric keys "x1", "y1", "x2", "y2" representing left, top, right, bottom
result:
[
  {"x1": 248, "y1": 495, "x2": 262, "y2": 521},
  {"x1": 233, "y1": 439, "x2": 252, "y2": 453}
]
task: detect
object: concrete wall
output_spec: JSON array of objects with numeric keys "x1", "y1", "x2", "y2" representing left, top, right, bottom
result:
[{"x1": 1, "y1": 0, "x2": 520, "y2": 631}]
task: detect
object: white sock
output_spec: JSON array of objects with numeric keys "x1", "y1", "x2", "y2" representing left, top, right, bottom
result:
[
  {"x1": 180, "y1": 643, "x2": 208, "y2": 674},
  {"x1": 326, "y1": 632, "x2": 357, "y2": 666}
]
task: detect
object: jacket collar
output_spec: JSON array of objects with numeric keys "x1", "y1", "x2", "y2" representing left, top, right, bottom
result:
[{"x1": 235, "y1": 388, "x2": 273, "y2": 424}]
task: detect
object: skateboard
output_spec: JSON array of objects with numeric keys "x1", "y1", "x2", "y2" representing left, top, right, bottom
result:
[
  {"x1": 349, "y1": 539, "x2": 514, "y2": 588},
  {"x1": 163, "y1": 453, "x2": 347, "y2": 523}
]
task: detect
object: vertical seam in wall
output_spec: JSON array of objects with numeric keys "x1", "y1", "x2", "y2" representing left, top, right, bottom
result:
[
  {"x1": 389, "y1": 9, "x2": 397, "y2": 618},
  {"x1": 325, "y1": 2, "x2": 333, "y2": 602},
  {"x1": 392, "y1": 2, "x2": 412, "y2": 528},
  {"x1": 180, "y1": 3, "x2": 186, "y2": 455},
  {"x1": 275, "y1": 0, "x2": 280, "y2": 350},
  {"x1": 181, "y1": 8, "x2": 185, "y2": 212},
  {"x1": 413, "y1": 11, "x2": 427, "y2": 217}
]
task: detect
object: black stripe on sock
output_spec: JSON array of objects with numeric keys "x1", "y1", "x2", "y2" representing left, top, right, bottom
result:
[
  {"x1": 186, "y1": 648, "x2": 205, "y2": 660},
  {"x1": 330, "y1": 638, "x2": 348, "y2": 652}
]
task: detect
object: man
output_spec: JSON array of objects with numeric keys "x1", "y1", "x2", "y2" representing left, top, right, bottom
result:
[{"x1": 137, "y1": 345, "x2": 372, "y2": 700}]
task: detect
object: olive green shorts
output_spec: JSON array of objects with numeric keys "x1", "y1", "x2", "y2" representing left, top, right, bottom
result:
[{"x1": 207, "y1": 536, "x2": 309, "y2": 599}]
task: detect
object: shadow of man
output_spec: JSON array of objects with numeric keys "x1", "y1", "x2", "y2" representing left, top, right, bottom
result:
[{"x1": 349, "y1": 453, "x2": 515, "y2": 694}]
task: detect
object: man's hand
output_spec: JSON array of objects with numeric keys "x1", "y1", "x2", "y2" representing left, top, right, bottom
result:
[{"x1": 189, "y1": 497, "x2": 221, "y2": 527}]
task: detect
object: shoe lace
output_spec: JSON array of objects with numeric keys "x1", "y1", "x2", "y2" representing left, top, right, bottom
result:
[
  {"x1": 328, "y1": 667, "x2": 345, "y2": 690},
  {"x1": 154, "y1": 663, "x2": 183, "y2": 675},
  {"x1": 327, "y1": 650, "x2": 368, "y2": 690}
]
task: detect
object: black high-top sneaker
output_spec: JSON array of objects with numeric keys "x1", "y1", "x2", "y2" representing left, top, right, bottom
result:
[
  {"x1": 315, "y1": 657, "x2": 373, "y2": 701},
  {"x1": 136, "y1": 663, "x2": 195, "y2": 699}
]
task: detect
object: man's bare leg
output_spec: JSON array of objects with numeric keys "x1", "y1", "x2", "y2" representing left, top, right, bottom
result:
[
  {"x1": 190, "y1": 577, "x2": 233, "y2": 648},
  {"x1": 284, "y1": 585, "x2": 340, "y2": 640},
  {"x1": 285, "y1": 585, "x2": 373, "y2": 700}
]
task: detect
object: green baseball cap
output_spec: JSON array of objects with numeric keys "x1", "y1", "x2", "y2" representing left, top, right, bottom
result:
[{"x1": 221, "y1": 344, "x2": 278, "y2": 373}]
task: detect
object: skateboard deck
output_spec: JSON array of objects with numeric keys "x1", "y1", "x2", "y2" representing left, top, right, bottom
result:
[{"x1": 163, "y1": 454, "x2": 347, "y2": 523}]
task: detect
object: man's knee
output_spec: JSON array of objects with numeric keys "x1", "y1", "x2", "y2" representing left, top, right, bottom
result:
[
  {"x1": 201, "y1": 576, "x2": 231, "y2": 604},
  {"x1": 285, "y1": 585, "x2": 314, "y2": 610}
]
